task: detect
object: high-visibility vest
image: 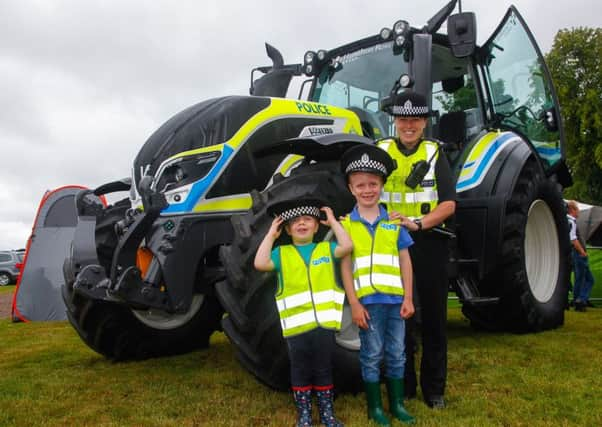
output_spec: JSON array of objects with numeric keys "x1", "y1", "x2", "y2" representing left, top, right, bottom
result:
[
  {"x1": 341, "y1": 217, "x2": 404, "y2": 299},
  {"x1": 276, "y1": 242, "x2": 344, "y2": 338},
  {"x1": 378, "y1": 138, "x2": 439, "y2": 219}
]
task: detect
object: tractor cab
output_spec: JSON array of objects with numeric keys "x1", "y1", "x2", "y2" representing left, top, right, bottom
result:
[{"x1": 252, "y1": 0, "x2": 568, "y2": 183}]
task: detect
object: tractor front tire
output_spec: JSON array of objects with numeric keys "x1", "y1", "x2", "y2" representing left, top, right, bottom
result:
[{"x1": 63, "y1": 199, "x2": 223, "y2": 360}]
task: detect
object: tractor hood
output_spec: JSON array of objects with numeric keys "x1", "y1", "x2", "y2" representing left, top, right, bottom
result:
[{"x1": 133, "y1": 96, "x2": 270, "y2": 187}]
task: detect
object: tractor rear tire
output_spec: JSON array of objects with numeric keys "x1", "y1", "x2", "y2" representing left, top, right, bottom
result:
[
  {"x1": 63, "y1": 199, "x2": 223, "y2": 360},
  {"x1": 462, "y1": 159, "x2": 570, "y2": 332},
  {"x1": 217, "y1": 163, "x2": 363, "y2": 392}
]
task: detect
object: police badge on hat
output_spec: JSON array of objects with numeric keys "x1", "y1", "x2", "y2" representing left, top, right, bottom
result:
[
  {"x1": 340, "y1": 144, "x2": 396, "y2": 179},
  {"x1": 267, "y1": 198, "x2": 325, "y2": 223}
]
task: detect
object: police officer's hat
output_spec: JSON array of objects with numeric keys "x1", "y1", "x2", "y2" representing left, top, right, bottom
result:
[
  {"x1": 267, "y1": 198, "x2": 325, "y2": 223},
  {"x1": 383, "y1": 91, "x2": 430, "y2": 117},
  {"x1": 340, "y1": 144, "x2": 396, "y2": 180}
]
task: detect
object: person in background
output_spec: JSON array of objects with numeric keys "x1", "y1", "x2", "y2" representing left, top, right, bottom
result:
[
  {"x1": 254, "y1": 198, "x2": 352, "y2": 427},
  {"x1": 567, "y1": 200, "x2": 595, "y2": 311}
]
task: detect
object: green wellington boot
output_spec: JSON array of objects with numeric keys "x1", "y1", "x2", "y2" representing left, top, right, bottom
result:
[
  {"x1": 385, "y1": 377, "x2": 416, "y2": 424},
  {"x1": 364, "y1": 381, "x2": 391, "y2": 426}
]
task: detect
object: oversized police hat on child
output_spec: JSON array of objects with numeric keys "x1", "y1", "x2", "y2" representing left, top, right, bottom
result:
[
  {"x1": 383, "y1": 91, "x2": 430, "y2": 117},
  {"x1": 340, "y1": 144, "x2": 396, "y2": 179},
  {"x1": 267, "y1": 198, "x2": 325, "y2": 222}
]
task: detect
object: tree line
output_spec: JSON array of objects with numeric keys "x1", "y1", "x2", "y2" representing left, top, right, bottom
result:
[{"x1": 546, "y1": 27, "x2": 602, "y2": 205}]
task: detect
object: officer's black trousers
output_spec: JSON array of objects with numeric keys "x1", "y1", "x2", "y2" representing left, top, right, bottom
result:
[{"x1": 405, "y1": 232, "x2": 449, "y2": 399}]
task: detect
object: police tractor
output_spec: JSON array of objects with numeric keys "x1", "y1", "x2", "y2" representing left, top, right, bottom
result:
[{"x1": 63, "y1": 0, "x2": 571, "y2": 391}]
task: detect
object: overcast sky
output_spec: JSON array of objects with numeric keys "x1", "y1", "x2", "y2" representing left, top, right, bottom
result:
[{"x1": 1, "y1": 0, "x2": 601, "y2": 249}]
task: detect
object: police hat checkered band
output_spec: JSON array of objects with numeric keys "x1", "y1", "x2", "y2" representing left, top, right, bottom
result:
[
  {"x1": 391, "y1": 104, "x2": 429, "y2": 116},
  {"x1": 280, "y1": 205, "x2": 321, "y2": 222},
  {"x1": 345, "y1": 158, "x2": 388, "y2": 176}
]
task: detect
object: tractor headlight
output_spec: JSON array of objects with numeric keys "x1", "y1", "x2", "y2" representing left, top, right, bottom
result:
[
  {"x1": 174, "y1": 166, "x2": 185, "y2": 182},
  {"x1": 165, "y1": 186, "x2": 191, "y2": 205},
  {"x1": 395, "y1": 35, "x2": 406, "y2": 47},
  {"x1": 317, "y1": 49, "x2": 327, "y2": 61},
  {"x1": 380, "y1": 27, "x2": 392, "y2": 40},
  {"x1": 155, "y1": 151, "x2": 221, "y2": 193},
  {"x1": 393, "y1": 20, "x2": 409, "y2": 35},
  {"x1": 304, "y1": 51, "x2": 316, "y2": 65},
  {"x1": 399, "y1": 74, "x2": 413, "y2": 88}
]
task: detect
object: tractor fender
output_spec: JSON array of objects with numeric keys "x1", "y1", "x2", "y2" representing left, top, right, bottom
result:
[
  {"x1": 456, "y1": 131, "x2": 540, "y2": 199},
  {"x1": 255, "y1": 132, "x2": 374, "y2": 163},
  {"x1": 454, "y1": 131, "x2": 542, "y2": 279}
]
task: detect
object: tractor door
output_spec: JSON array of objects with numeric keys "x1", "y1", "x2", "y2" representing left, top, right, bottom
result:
[{"x1": 479, "y1": 6, "x2": 565, "y2": 171}]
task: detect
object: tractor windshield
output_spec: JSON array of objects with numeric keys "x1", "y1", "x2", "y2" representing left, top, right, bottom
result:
[
  {"x1": 311, "y1": 41, "x2": 408, "y2": 139},
  {"x1": 481, "y1": 8, "x2": 563, "y2": 169}
]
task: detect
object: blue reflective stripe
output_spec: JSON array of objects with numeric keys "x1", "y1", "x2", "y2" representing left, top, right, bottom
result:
[
  {"x1": 162, "y1": 145, "x2": 234, "y2": 213},
  {"x1": 456, "y1": 133, "x2": 514, "y2": 191},
  {"x1": 536, "y1": 146, "x2": 560, "y2": 155}
]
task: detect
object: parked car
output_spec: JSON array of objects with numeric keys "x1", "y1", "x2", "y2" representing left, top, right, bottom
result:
[{"x1": 0, "y1": 249, "x2": 25, "y2": 286}]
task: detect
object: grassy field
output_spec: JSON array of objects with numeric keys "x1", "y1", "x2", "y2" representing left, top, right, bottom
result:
[
  {"x1": 1, "y1": 253, "x2": 600, "y2": 426},
  {"x1": 1, "y1": 307, "x2": 601, "y2": 427},
  {"x1": 0, "y1": 285, "x2": 15, "y2": 295}
]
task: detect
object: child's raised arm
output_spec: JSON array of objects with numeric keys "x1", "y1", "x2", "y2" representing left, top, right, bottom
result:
[
  {"x1": 254, "y1": 216, "x2": 283, "y2": 272},
  {"x1": 320, "y1": 206, "x2": 353, "y2": 258}
]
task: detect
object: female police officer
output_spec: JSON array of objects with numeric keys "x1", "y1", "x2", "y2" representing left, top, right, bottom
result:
[{"x1": 377, "y1": 91, "x2": 456, "y2": 409}]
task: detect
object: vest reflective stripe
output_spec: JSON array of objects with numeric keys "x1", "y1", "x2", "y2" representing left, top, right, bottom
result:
[
  {"x1": 405, "y1": 190, "x2": 438, "y2": 204},
  {"x1": 276, "y1": 242, "x2": 344, "y2": 337},
  {"x1": 341, "y1": 217, "x2": 404, "y2": 299},
  {"x1": 280, "y1": 308, "x2": 342, "y2": 332},
  {"x1": 354, "y1": 273, "x2": 403, "y2": 292},
  {"x1": 353, "y1": 254, "x2": 400, "y2": 270},
  {"x1": 381, "y1": 190, "x2": 437, "y2": 204},
  {"x1": 276, "y1": 289, "x2": 345, "y2": 312},
  {"x1": 378, "y1": 138, "x2": 440, "y2": 218}
]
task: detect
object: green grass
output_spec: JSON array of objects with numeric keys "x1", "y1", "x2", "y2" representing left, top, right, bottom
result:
[
  {"x1": 0, "y1": 285, "x2": 15, "y2": 295},
  {"x1": 1, "y1": 308, "x2": 601, "y2": 426}
]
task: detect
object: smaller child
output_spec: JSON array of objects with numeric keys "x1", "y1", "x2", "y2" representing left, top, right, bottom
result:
[
  {"x1": 339, "y1": 144, "x2": 416, "y2": 426},
  {"x1": 254, "y1": 198, "x2": 353, "y2": 427}
]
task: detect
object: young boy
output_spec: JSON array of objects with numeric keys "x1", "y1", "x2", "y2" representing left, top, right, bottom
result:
[
  {"x1": 254, "y1": 198, "x2": 353, "y2": 427},
  {"x1": 339, "y1": 144, "x2": 416, "y2": 426}
]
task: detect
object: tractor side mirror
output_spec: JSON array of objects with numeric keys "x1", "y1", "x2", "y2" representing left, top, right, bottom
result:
[{"x1": 447, "y1": 12, "x2": 476, "y2": 58}]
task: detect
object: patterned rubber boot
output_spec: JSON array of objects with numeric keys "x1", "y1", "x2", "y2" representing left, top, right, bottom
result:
[
  {"x1": 385, "y1": 377, "x2": 416, "y2": 424},
  {"x1": 292, "y1": 387, "x2": 313, "y2": 427},
  {"x1": 364, "y1": 381, "x2": 391, "y2": 426},
  {"x1": 315, "y1": 386, "x2": 344, "y2": 427}
]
